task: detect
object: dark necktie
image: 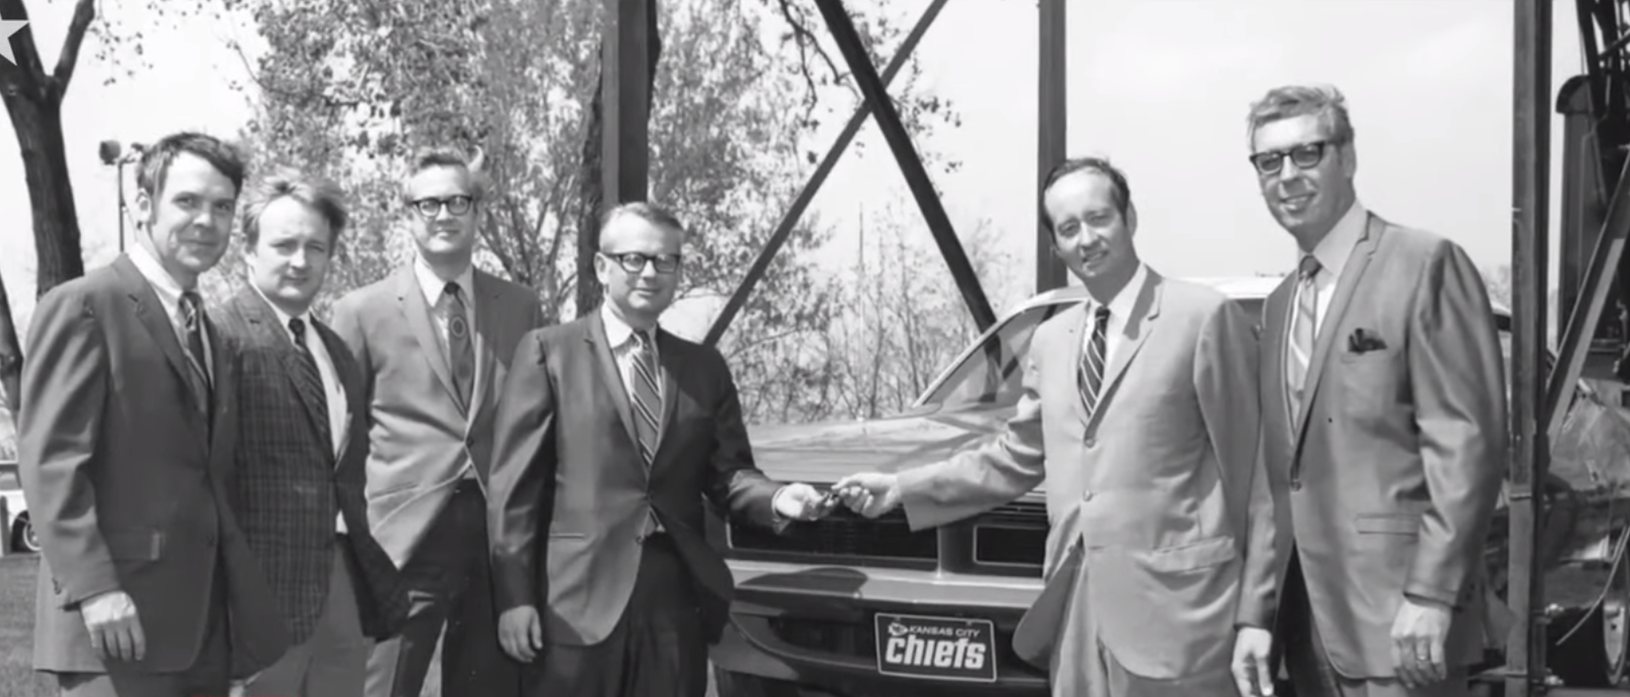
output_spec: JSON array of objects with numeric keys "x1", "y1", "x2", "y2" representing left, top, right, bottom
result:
[
  {"x1": 288, "y1": 318, "x2": 332, "y2": 450},
  {"x1": 1286, "y1": 254, "x2": 1322, "y2": 424},
  {"x1": 1078, "y1": 306, "x2": 1110, "y2": 420},
  {"x1": 630, "y1": 331, "x2": 662, "y2": 463},
  {"x1": 179, "y1": 290, "x2": 211, "y2": 390},
  {"x1": 443, "y1": 282, "x2": 474, "y2": 410}
]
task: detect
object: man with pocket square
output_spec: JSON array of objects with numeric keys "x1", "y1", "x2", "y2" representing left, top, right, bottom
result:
[
  {"x1": 834, "y1": 157, "x2": 1274, "y2": 697},
  {"x1": 1241, "y1": 84, "x2": 1507, "y2": 697}
]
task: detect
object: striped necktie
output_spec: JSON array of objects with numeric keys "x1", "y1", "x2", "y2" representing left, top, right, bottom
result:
[
  {"x1": 1078, "y1": 306, "x2": 1110, "y2": 420},
  {"x1": 630, "y1": 331, "x2": 662, "y2": 463},
  {"x1": 1286, "y1": 254, "x2": 1322, "y2": 424}
]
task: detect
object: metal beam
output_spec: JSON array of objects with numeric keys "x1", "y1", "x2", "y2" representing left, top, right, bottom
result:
[
  {"x1": 813, "y1": 0, "x2": 998, "y2": 332},
  {"x1": 1036, "y1": 0, "x2": 1068, "y2": 293},
  {"x1": 703, "y1": 0, "x2": 949, "y2": 348},
  {"x1": 1547, "y1": 156, "x2": 1630, "y2": 439},
  {"x1": 1508, "y1": 0, "x2": 1551, "y2": 695},
  {"x1": 602, "y1": 0, "x2": 651, "y2": 206}
]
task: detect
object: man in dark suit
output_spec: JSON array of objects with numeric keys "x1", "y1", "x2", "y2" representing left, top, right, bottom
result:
[
  {"x1": 17, "y1": 132, "x2": 289, "y2": 697},
  {"x1": 213, "y1": 167, "x2": 408, "y2": 697},
  {"x1": 332, "y1": 147, "x2": 544, "y2": 697},
  {"x1": 832, "y1": 159, "x2": 1273, "y2": 697},
  {"x1": 1245, "y1": 84, "x2": 1507, "y2": 697},
  {"x1": 486, "y1": 202, "x2": 835, "y2": 697}
]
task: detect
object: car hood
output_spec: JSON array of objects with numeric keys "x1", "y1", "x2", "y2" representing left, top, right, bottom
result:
[{"x1": 747, "y1": 401, "x2": 1024, "y2": 487}]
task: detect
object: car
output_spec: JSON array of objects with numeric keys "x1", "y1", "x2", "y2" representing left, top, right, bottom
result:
[
  {"x1": 0, "y1": 461, "x2": 38, "y2": 555},
  {"x1": 708, "y1": 276, "x2": 1568, "y2": 696}
]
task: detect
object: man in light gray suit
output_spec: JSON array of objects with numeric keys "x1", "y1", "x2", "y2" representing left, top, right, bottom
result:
[
  {"x1": 1246, "y1": 84, "x2": 1506, "y2": 697},
  {"x1": 836, "y1": 157, "x2": 1276, "y2": 697},
  {"x1": 331, "y1": 147, "x2": 544, "y2": 697}
]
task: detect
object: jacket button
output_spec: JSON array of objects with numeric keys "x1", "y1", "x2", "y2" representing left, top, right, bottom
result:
[
  {"x1": 1082, "y1": 490, "x2": 1094, "y2": 502},
  {"x1": 634, "y1": 534, "x2": 646, "y2": 545}
]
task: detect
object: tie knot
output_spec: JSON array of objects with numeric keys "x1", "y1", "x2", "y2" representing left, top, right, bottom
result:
[
  {"x1": 633, "y1": 330, "x2": 653, "y2": 350},
  {"x1": 289, "y1": 317, "x2": 306, "y2": 341},
  {"x1": 180, "y1": 290, "x2": 202, "y2": 309},
  {"x1": 1094, "y1": 306, "x2": 1110, "y2": 322},
  {"x1": 1298, "y1": 255, "x2": 1321, "y2": 280},
  {"x1": 444, "y1": 281, "x2": 463, "y2": 298}
]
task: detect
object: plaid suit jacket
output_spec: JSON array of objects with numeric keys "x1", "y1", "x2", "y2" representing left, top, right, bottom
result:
[{"x1": 214, "y1": 287, "x2": 408, "y2": 643}]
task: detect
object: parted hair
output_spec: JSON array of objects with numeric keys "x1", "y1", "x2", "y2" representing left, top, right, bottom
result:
[
  {"x1": 239, "y1": 166, "x2": 349, "y2": 248},
  {"x1": 135, "y1": 131, "x2": 248, "y2": 200},
  {"x1": 1246, "y1": 84, "x2": 1356, "y2": 147},
  {"x1": 400, "y1": 145, "x2": 490, "y2": 203},
  {"x1": 1039, "y1": 156, "x2": 1133, "y2": 229},
  {"x1": 599, "y1": 201, "x2": 689, "y2": 246}
]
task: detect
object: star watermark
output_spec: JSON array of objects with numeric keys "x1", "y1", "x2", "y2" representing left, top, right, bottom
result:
[{"x1": 0, "y1": 17, "x2": 27, "y2": 66}]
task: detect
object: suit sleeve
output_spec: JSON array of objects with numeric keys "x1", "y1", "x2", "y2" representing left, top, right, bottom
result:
[
  {"x1": 16, "y1": 289, "x2": 120, "y2": 606},
  {"x1": 487, "y1": 330, "x2": 558, "y2": 613},
  {"x1": 899, "y1": 333, "x2": 1048, "y2": 531},
  {"x1": 1404, "y1": 242, "x2": 1507, "y2": 607},
  {"x1": 1194, "y1": 300, "x2": 1277, "y2": 628},
  {"x1": 703, "y1": 349, "x2": 784, "y2": 531}
]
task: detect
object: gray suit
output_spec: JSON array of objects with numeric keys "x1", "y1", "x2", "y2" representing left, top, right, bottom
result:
[{"x1": 897, "y1": 271, "x2": 1272, "y2": 697}]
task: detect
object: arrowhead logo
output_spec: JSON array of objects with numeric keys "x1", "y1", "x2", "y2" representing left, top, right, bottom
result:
[{"x1": 0, "y1": 18, "x2": 27, "y2": 66}]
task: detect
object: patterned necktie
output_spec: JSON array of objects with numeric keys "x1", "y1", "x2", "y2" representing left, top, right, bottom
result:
[
  {"x1": 629, "y1": 331, "x2": 663, "y2": 463},
  {"x1": 288, "y1": 318, "x2": 332, "y2": 449},
  {"x1": 179, "y1": 290, "x2": 211, "y2": 390},
  {"x1": 443, "y1": 282, "x2": 474, "y2": 410},
  {"x1": 1078, "y1": 306, "x2": 1110, "y2": 420},
  {"x1": 1286, "y1": 254, "x2": 1322, "y2": 423}
]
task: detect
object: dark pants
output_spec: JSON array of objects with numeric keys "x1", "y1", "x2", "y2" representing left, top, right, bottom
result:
[
  {"x1": 56, "y1": 565, "x2": 230, "y2": 697},
  {"x1": 527, "y1": 534, "x2": 707, "y2": 697},
  {"x1": 367, "y1": 480, "x2": 518, "y2": 697}
]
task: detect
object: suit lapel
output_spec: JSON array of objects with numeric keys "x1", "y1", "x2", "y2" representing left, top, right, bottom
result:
[
  {"x1": 1060, "y1": 305, "x2": 1092, "y2": 431},
  {"x1": 234, "y1": 289, "x2": 331, "y2": 446},
  {"x1": 587, "y1": 313, "x2": 642, "y2": 452},
  {"x1": 1261, "y1": 276, "x2": 1296, "y2": 435},
  {"x1": 1088, "y1": 273, "x2": 1161, "y2": 431},
  {"x1": 315, "y1": 320, "x2": 358, "y2": 462},
  {"x1": 395, "y1": 267, "x2": 462, "y2": 415},
  {"x1": 656, "y1": 331, "x2": 681, "y2": 460},
  {"x1": 205, "y1": 315, "x2": 234, "y2": 474},
  {"x1": 1294, "y1": 214, "x2": 1383, "y2": 438},
  {"x1": 466, "y1": 271, "x2": 503, "y2": 435},
  {"x1": 114, "y1": 257, "x2": 208, "y2": 437}
]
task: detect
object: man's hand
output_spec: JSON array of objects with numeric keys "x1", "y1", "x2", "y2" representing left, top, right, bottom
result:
[
  {"x1": 1232, "y1": 626, "x2": 1275, "y2": 696},
  {"x1": 1391, "y1": 597, "x2": 1452, "y2": 688},
  {"x1": 80, "y1": 590, "x2": 145, "y2": 663},
  {"x1": 831, "y1": 472, "x2": 902, "y2": 518},
  {"x1": 773, "y1": 482, "x2": 838, "y2": 522},
  {"x1": 498, "y1": 605, "x2": 544, "y2": 663}
]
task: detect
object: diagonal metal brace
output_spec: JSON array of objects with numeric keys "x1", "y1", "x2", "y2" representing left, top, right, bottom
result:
[{"x1": 1545, "y1": 153, "x2": 1630, "y2": 439}]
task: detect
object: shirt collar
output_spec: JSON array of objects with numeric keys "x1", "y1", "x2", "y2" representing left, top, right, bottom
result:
[
  {"x1": 1308, "y1": 199, "x2": 1368, "y2": 279},
  {"x1": 413, "y1": 254, "x2": 476, "y2": 309},
  {"x1": 600, "y1": 303, "x2": 654, "y2": 350},
  {"x1": 128, "y1": 244, "x2": 190, "y2": 308},
  {"x1": 1093, "y1": 263, "x2": 1148, "y2": 319},
  {"x1": 250, "y1": 284, "x2": 311, "y2": 345}
]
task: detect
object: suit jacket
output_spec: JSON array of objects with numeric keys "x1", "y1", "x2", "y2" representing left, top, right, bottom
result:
[
  {"x1": 212, "y1": 287, "x2": 408, "y2": 644},
  {"x1": 330, "y1": 265, "x2": 545, "y2": 568},
  {"x1": 16, "y1": 255, "x2": 288, "y2": 676},
  {"x1": 896, "y1": 270, "x2": 1272, "y2": 683},
  {"x1": 1258, "y1": 214, "x2": 1506, "y2": 678},
  {"x1": 487, "y1": 311, "x2": 784, "y2": 647}
]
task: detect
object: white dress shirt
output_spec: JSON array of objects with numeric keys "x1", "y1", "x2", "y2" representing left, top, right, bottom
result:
[
  {"x1": 1297, "y1": 199, "x2": 1368, "y2": 339},
  {"x1": 128, "y1": 245, "x2": 213, "y2": 382},
  {"x1": 600, "y1": 304, "x2": 664, "y2": 435},
  {"x1": 1081, "y1": 263, "x2": 1151, "y2": 370},
  {"x1": 254, "y1": 288, "x2": 351, "y2": 534},
  {"x1": 414, "y1": 256, "x2": 480, "y2": 479}
]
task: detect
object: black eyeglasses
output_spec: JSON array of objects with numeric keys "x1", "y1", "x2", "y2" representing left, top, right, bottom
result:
[
  {"x1": 410, "y1": 195, "x2": 477, "y2": 218},
  {"x1": 1248, "y1": 140, "x2": 1332, "y2": 175},
  {"x1": 601, "y1": 251, "x2": 682, "y2": 274}
]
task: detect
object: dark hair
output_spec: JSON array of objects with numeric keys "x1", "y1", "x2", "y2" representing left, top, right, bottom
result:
[
  {"x1": 1039, "y1": 156, "x2": 1133, "y2": 230},
  {"x1": 240, "y1": 166, "x2": 349, "y2": 249},
  {"x1": 135, "y1": 132, "x2": 248, "y2": 200},
  {"x1": 400, "y1": 145, "x2": 490, "y2": 202},
  {"x1": 598, "y1": 201, "x2": 688, "y2": 247}
]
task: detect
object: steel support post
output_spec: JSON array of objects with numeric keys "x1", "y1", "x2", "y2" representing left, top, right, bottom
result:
[
  {"x1": 602, "y1": 0, "x2": 651, "y2": 207},
  {"x1": 1508, "y1": 0, "x2": 1552, "y2": 695},
  {"x1": 812, "y1": 0, "x2": 998, "y2": 332},
  {"x1": 703, "y1": 0, "x2": 949, "y2": 347},
  {"x1": 1036, "y1": 0, "x2": 1068, "y2": 293}
]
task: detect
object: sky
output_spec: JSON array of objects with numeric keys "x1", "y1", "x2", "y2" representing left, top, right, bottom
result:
[{"x1": 0, "y1": 0, "x2": 1587, "y2": 339}]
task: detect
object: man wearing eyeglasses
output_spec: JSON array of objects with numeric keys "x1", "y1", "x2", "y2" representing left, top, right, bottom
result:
[
  {"x1": 485, "y1": 202, "x2": 836, "y2": 697},
  {"x1": 331, "y1": 147, "x2": 544, "y2": 697},
  {"x1": 1240, "y1": 84, "x2": 1506, "y2": 697}
]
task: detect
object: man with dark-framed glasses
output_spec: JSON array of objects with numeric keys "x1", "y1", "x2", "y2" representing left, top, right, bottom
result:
[
  {"x1": 1239, "y1": 84, "x2": 1505, "y2": 697},
  {"x1": 486, "y1": 201, "x2": 835, "y2": 697},
  {"x1": 331, "y1": 146, "x2": 545, "y2": 697}
]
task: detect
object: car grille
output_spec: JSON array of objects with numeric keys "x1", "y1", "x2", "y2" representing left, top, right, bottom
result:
[
  {"x1": 973, "y1": 501, "x2": 1047, "y2": 567},
  {"x1": 727, "y1": 508, "x2": 938, "y2": 562}
]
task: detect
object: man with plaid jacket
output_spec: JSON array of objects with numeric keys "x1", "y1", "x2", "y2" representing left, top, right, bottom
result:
[{"x1": 213, "y1": 166, "x2": 407, "y2": 697}]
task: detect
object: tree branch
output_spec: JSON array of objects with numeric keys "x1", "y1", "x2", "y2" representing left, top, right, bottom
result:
[
  {"x1": 774, "y1": 0, "x2": 846, "y2": 113},
  {"x1": 52, "y1": 0, "x2": 95, "y2": 90}
]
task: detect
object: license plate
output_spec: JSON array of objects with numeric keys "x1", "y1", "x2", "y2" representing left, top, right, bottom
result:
[{"x1": 874, "y1": 612, "x2": 998, "y2": 682}]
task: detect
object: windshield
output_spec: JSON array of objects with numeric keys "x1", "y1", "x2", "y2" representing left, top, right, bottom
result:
[{"x1": 920, "y1": 297, "x2": 1268, "y2": 409}]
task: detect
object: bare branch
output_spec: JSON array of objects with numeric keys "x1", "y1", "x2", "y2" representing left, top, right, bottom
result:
[
  {"x1": 52, "y1": 0, "x2": 96, "y2": 90},
  {"x1": 774, "y1": 0, "x2": 846, "y2": 114}
]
